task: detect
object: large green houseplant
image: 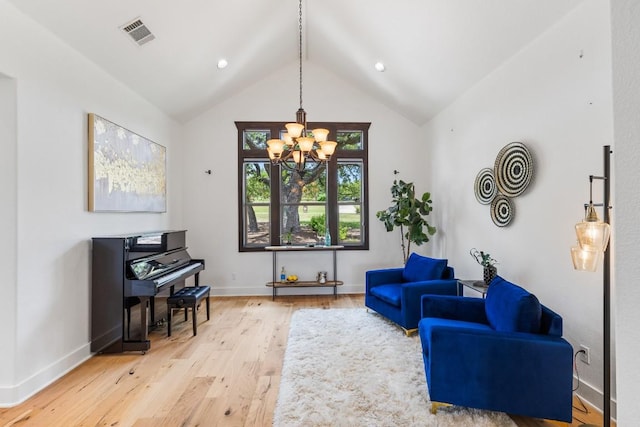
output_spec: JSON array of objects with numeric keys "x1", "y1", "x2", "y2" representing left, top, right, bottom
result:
[{"x1": 376, "y1": 179, "x2": 437, "y2": 263}]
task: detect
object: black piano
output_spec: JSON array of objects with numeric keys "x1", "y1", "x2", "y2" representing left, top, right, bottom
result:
[{"x1": 91, "y1": 230, "x2": 204, "y2": 353}]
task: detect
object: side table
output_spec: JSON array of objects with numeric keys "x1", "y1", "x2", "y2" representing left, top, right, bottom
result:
[{"x1": 457, "y1": 279, "x2": 489, "y2": 298}]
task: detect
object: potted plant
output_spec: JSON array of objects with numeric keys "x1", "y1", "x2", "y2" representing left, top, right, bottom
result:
[
  {"x1": 282, "y1": 228, "x2": 294, "y2": 245},
  {"x1": 470, "y1": 248, "x2": 498, "y2": 286},
  {"x1": 376, "y1": 179, "x2": 436, "y2": 264}
]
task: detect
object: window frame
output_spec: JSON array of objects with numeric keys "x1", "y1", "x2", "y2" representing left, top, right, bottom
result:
[{"x1": 236, "y1": 121, "x2": 370, "y2": 252}]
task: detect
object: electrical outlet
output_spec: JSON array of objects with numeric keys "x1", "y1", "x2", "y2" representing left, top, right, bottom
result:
[{"x1": 579, "y1": 345, "x2": 591, "y2": 365}]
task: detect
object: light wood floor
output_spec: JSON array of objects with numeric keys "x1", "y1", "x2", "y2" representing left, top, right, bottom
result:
[{"x1": 0, "y1": 295, "x2": 609, "y2": 427}]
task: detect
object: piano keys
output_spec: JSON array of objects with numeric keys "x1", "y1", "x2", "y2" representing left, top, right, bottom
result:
[
  {"x1": 126, "y1": 247, "x2": 204, "y2": 296},
  {"x1": 91, "y1": 230, "x2": 205, "y2": 353}
]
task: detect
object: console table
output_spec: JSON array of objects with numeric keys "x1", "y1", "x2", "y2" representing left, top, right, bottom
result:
[{"x1": 265, "y1": 245, "x2": 344, "y2": 300}]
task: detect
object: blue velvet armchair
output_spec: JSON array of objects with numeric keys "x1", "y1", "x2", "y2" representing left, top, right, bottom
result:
[
  {"x1": 418, "y1": 276, "x2": 573, "y2": 422},
  {"x1": 365, "y1": 253, "x2": 459, "y2": 334}
]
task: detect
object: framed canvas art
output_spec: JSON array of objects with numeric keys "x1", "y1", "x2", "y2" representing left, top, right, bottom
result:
[{"x1": 88, "y1": 113, "x2": 167, "y2": 212}]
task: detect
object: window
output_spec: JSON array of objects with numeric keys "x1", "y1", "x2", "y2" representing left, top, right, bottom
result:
[{"x1": 237, "y1": 121, "x2": 370, "y2": 251}]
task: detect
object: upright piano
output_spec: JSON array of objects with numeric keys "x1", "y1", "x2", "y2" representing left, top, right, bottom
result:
[{"x1": 91, "y1": 230, "x2": 204, "y2": 353}]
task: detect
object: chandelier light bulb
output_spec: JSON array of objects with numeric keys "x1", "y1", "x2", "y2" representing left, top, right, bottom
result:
[
  {"x1": 312, "y1": 128, "x2": 329, "y2": 142},
  {"x1": 267, "y1": 139, "x2": 285, "y2": 156},
  {"x1": 296, "y1": 137, "x2": 314, "y2": 153},
  {"x1": 320, "y1": 141, "x2": 337, "y2": 157},
  {"x1": 285, "y1": 123, "x2": 304, "y2": 139},
  {"x1": 292, "y1": 151, "x2": 303, "y2": 164},
  {"x1": 283, "y1": 133, "x2": 294, "y2": 146}
]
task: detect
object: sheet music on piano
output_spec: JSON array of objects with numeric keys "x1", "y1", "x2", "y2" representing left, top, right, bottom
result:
[{"x1": 91, "y1": 230, "x2": 205, "y2": 353}]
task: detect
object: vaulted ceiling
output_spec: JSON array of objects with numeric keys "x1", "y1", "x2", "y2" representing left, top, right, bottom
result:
[{"x1": 8, "y1": 0, "x2": 583, "y2": 124}]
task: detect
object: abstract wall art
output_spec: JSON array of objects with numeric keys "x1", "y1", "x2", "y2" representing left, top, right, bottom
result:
[
  {"x1": 88, "y1": 113, "x2": 166, "y2": 212},
  {"x1": 473, "y1": 141, "x2": 534, "y2": 227}
]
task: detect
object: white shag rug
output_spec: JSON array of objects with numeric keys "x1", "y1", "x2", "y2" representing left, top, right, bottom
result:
[{"x1": 274, "y1": 308, "x2": 517, "y2": 427}]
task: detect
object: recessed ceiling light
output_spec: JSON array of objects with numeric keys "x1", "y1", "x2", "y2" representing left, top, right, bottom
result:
[
  {"x1": 374, "y1": 62, "x2": 386, "y2": 72},
  {"x1": 217, "y1": 59, "x2": 228, "y2": 69}
]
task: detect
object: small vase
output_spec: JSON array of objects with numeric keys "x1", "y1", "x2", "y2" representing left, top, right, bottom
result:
[{"x1": 483, "y1": 265, "x2": 497, "y2": 286}]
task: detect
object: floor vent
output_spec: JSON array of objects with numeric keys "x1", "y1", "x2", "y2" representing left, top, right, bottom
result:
[{"x1": 121, "y1": 18, "x2": 155, "y2": 46}]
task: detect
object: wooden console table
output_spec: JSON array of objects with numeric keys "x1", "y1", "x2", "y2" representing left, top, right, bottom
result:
[{"x1": 265, "y1": 245, "x2": 344, "y2": 300}]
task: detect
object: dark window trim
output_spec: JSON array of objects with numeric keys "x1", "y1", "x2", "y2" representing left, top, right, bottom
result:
[{"x1": 236, "y1": 121, "x2": 370, "y2": 252}]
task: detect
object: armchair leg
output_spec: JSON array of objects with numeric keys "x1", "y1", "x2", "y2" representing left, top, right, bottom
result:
[
  {"x1": 403, "y1": 328, "x2": 417, "y2": 337},
  {"x1": 430, "y1": 402, "x2": 451, "y2": 414}
]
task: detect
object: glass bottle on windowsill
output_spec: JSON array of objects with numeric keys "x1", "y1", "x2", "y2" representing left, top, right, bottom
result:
[{"x1": 324, "y1": 230, "x2": 331, "y2": 247}]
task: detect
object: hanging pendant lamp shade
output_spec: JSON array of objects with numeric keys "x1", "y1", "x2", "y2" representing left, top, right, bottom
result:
[
  {"x1": 575, "y1": 203, "x2": 611, "y2": 252},
  {"x1": 571, "y1": 244, "x2": 601, "y2": 272}
]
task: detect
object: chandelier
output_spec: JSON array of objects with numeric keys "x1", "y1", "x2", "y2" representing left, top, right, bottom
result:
[{"x1": 266, "y1": 0, "x2": 337, "y2": 172}]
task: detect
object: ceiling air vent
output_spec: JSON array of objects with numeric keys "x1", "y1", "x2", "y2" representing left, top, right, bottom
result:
[{"x1": 121, "y1": 18, "x2": 155, "y2": 46}]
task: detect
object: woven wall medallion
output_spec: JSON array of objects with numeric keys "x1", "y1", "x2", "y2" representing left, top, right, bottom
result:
[
  {"x1": 494, "y1": 142, "x2": 533, "y2": 197},
  {"x1": 474, "y1": 168, "x2": 497, "y2": 205},
  {"x1": 490, "y1": 194, "x2": 515, "y2": 227}
]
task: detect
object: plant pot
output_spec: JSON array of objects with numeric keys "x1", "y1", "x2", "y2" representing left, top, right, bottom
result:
[{"x1": 483, "y1": 265, "x2": 497, "y2": 286}]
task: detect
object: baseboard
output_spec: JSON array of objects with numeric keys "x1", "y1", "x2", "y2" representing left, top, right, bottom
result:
[
  {"x1": 0, "y1": 343, "x2": 92, "y2": 407},
  {"x1": 574, "y1": 376, "x2": 617, "y2": 422}
]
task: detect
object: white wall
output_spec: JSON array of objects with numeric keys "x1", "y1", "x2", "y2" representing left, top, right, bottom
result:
[
  {"x1": 611, "y1": 0, "x2": 640, "y2": 425},
  {"x1": 422, "y1": 0, "x2": 614, "y2": 414},
  {"x1": 0, "y1": 0, "x2": 183, "y2": 406},
  {"x1": 182, "y1": 61, "x2": 427, "y2": 296},
  {"x1": 0, "y1": 74, "x2": 18, "y2": 391}
]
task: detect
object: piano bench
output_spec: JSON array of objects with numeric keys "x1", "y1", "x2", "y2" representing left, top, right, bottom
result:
[{"x1": 166, "y1": 285, "x2": 210, "y2": 337}]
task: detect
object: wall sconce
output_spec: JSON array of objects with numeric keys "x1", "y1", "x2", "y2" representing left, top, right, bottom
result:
[{"x1": 570, "y1": 145, "x2": 612, "y2": 427}]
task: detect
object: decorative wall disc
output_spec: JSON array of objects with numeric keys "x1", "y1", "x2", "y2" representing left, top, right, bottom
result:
[
  {"x1": 494, "y1": 142, "x2": 533, "y2": 197},
  {"x1": 490, "y1": 194, "x2": 515, "y2": 227},
  {"x1": 474, "y1": 168, "x2": 497, "y2": 205}
]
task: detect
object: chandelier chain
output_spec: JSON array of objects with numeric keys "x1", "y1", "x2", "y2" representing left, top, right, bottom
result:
[
  {"x1": 265, "y1": 0, "x2": 336, "y2": 172},
  {"x1": 298, "y1": 0, "x2": 303, "y2": 110}
]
